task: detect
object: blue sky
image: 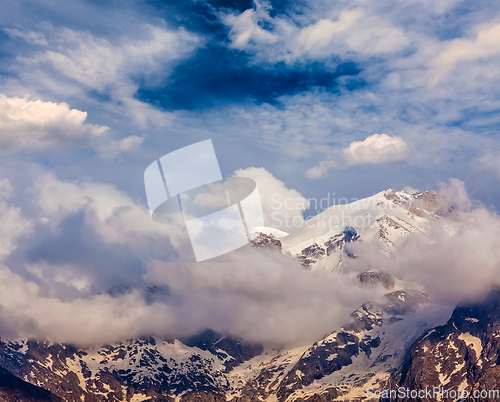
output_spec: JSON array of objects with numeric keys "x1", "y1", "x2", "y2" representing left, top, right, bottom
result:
[
  {"x1": 1, "y1": 0, "x2": 500, "y2": 343},
  {"x1": 1, "y1": 0, "x2": 499, "y2": 213}
]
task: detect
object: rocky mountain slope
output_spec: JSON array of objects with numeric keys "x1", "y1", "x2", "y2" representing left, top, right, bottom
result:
[
  {"x1": 0, "y1": 289, "x2": 445, "y2": 402},
  {"x1": 0, "y1": 188, "x2": 496, "y2": 402},
  {"x1": 382, "y1": 290, "x2": 500, "y2": 402},
  {"x1": 0, "y1": 364, "x2": 63, "y2": 402}
]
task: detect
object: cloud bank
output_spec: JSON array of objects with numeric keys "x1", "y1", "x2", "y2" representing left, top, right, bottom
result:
[{"x1": 0, "y1": 167, "x2": 499, "y2": 349}]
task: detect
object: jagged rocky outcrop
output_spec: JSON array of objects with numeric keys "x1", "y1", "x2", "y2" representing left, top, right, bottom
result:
[
  {"x1": 297, "y1": 226, "x2": 359, "y2": 269},
  {"x1": 358, "y1": 271, "x2": 396, "y2": 290},
  {"x1": 0, "y1": 188, "x2": 487, "y2": 402},
  {"x1": 0, "y1": 332, "x2": 262, "y2": 402},
  {"x1": 5, "y1": 290, "x2": 500, "y2": 402},
  {"x1": 0, "y1": 289, "x2": 437, "y2": 402},
  {"x1": 383, "y1": 290, "x2": 500, "y2": 402},
  {"x1": 248, "y1": 232, "x2": 282, "y2": 251}
]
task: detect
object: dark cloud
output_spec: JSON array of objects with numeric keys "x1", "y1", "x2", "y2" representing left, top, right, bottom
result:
[{"x1": 6, "y1": 212, "x2": 148, "y2": 296}]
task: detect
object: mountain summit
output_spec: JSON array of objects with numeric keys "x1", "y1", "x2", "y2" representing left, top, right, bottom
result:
[{"x1": 0, "y1": 188, "x2": 495, "y2": 402}]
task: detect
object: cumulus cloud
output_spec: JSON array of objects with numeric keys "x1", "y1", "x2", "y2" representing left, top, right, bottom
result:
[
  {"x1": 234, "y1": 167, "x2": 309, "y2": 232},
  {"x1": 6, "y1": 172, "x2": 182, "y2": 294},
  {"x1": 0, "y1": 168, "x2": 368, "y2": 346},
  {"x1": 476, "y1": 151, "x2": 500, "y2": 178},
  {"x1": 290, "y1": 9, "x2": 409, "y2": 59},
  {"x1": 0, "y1": 244, "x2": 377, "y2": 346},
  {"x1": 343, "y1": 133, "x2": 410, "y2": 164},
  {"x1": 0, "y1": 94, "x2": 108, "y2": 152},
  {"x1": 0, "y1": 94, "x2": 147, "y2": 157},
  {"x1": 225, "y1": 2, "x2": 278, "y2": 48},
  {"x1": 0, "y1": 265, "x2": 175, "y2": 345},
  {"x1": 306, "y1": 134, "x2": 410, "y2": 178},
  {"x1": 29, "y1": 172, "x2": 184, "y2": 250},
  {"x1": 144, "y1": 248, "x2": 378, "y2": 346},
  {"x1": 342, "y1": 179, "x2": 500, "y2": 307},
  {"x1": 393, "y1": 187, "x2": 500, "y2": 304}
]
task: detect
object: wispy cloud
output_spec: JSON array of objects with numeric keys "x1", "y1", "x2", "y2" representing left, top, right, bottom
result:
[
  {"x1": 224, "y1": 4, "x2": 410, "y2": 63},
  {"x1": 429, "y1": 16, "x2": 500, "y2": 86},
  {"x1": 5, "y1": 23, "x2": 200, "y2": 128}
]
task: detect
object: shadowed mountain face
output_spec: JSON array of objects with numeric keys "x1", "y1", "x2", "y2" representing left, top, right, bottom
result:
[{"x1": 0, "y1": 365, "x2": 63, "y2": 402}]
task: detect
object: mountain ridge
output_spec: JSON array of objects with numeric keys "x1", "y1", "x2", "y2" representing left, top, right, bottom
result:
[{"x1": 0, "y1": 187, "x2": 494, "y2": 402}]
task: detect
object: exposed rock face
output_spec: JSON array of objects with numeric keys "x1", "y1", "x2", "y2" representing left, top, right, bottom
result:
[
  {"x1": 5, "y1": 292, "x2": 500, "y2": 402},
  {"x1": 0, "y1": 189, "x2": 491, "y2": 402},
  {"x1": 358, "y1": 271, "x2": 395, "y2": 289},
  {"x1": 230, "y1": 290, "x2": 436, "y2": 402},
  {"x1": 297, "y1": 227, "x2": 359, "y2": 269},
  {"x1": 0, "y1": 289, "x2": 436, "y2": 402},
  {"x1": 383, "y1": 290, "x2": 500, "y2": 402},
  {"x1": 249, "y1": 232, "x2": 282, "y2": 251},
  {"x1": 0, "y1": 364, "x2": 63, "y2": 402},
  {"x1": 279, "y1": 189, "x2": 442, "y2": 272},
  {"x1": 384, "y1": 188, "x2": 451, "y2": 218},
  {"x1": 180, "y1": 329, "x2": 264, "y2": 371},
  {"x1": 0, "y1": 333, "x2": 262, "y2": 402},
  {"x1": 298, "y1": 242, "x2": 327, "y2": 268}
]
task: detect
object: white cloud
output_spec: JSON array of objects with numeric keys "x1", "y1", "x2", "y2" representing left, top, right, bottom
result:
[
  {"x1": 26, "y1": 261, "x2": 93, "y2": 293},
  {"x1": 226, "y1": 3, "x2": 278, "y2": 48},
  {"x1": 30, "y1": 173, "x2": 184, "y2": 250},
  {"x1": 234, "y1": 167, "x2": 309, "y2": 232},
  {"x1": 291, "y1": 10, "x2": 363, "y2": 55},
  {"x1": 0, "y1": 264, "x2": 175, "y2": 345},
  {"x1": 0, "y1": 179, "x2": 32, "y2": 259},
  {"x1": 306, "y1": 134, "x2": 410, "y2": 178},
  {"x1": 343, "y1": 133, "x2": 410, "y2": 164},
  {"x1": 1, "y1": 171, "x2": 500, "y2": 347},
  {"x1": 429, "y1": 18, "x2": 500, "y2": 86},
  {"x1": 36, "y1": 25, "x2": 195, "y2": 91},
  {"x1": 224, "y1": 5, "x2": 410, "y2": 62},
  {"x1": 290, "y1": 9, "x2": 409, "y2": 59},
  {"x1": 10, "y1": 24, "x2": 199, "y2": 128},
  {"x1": 0, "y1": 94, "x2": 108, "y2": 152},
  {"x1": 0, "y1": 94, "x2": 146, "y2": 157},
  {"x1": 4, "y1": 28, "x2": 48, "y2": 46},
  {"x1": 95, "y1": 134, "x2": 145, "y2": 159},
  {"x1": 0, "y1": 169, "x2": 376, "y2": 346},
  {"x1": 381, "y1": 181, "x2": 500, "y2": 305},
  {"x1": 476, "y1": 151, "x2": 500, "y2": 178},
  {"x1": 0, "y1": 179, "x2": 14, "y2": 199}
]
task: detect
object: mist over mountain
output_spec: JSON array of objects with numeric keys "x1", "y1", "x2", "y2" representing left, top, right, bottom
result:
[
  {"x1": 2, "y1": 0, "x2": 500, "y2": 399},
  {"x1": 1, "y1": 174, "x2": 500, "y2": 401}
]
